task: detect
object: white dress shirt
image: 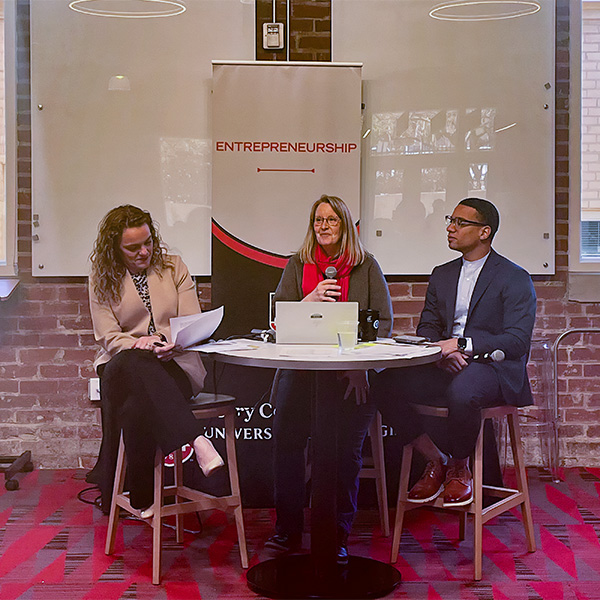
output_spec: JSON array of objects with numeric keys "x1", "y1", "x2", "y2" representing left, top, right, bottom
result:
[{"x1": 452, "y1": 253, "x2": 489, "y2": 353}]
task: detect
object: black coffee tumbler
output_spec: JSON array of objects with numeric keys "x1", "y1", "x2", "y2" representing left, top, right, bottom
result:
[{"x1": 358, "y1": 309, "x2": 379, "y2": 342}]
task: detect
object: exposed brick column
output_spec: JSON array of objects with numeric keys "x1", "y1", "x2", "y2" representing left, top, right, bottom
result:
[
  {"x1": 289, "y1": 0, "x2": 330, "y2": 61},
  {"x1": 256, "y1": 0, "x2": 288, "y2": 60},
  {"x1": 256, "y1": 0, "x2": 330, "y2": 61}
]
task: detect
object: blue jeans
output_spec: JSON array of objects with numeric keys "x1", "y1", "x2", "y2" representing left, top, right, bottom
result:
[{"x1": 272, "y1": 369, "x2": 377, "y2": 536}]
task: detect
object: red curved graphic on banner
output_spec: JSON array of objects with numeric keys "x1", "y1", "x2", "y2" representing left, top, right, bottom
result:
[{"x1": 212, "y1": 221, "x2": 289, "y2": 269}]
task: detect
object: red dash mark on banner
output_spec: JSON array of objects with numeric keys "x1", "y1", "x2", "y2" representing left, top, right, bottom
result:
[{"x1": 257, "y1": 168, "x2": 315, "y2": 173}]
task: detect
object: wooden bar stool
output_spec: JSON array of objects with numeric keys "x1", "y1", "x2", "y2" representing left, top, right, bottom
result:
[
  {"x1": 359, "y1": 411, "x2": 390, "y2": 536},
  {"x1": 390, "y1": 404, "x2": 536, "y2": 580},
  {"x1": 105, "y1": 392, "x2": 248, "y2": 585}
]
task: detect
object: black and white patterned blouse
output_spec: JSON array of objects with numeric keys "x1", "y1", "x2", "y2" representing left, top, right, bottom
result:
[{"x1": 131, "y1": 270, "x2": 157, "y2": 335}]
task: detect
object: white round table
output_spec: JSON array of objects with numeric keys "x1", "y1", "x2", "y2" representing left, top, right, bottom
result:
[{"x1": 201, "y1": 340, "x2": 441, "y2": 599}]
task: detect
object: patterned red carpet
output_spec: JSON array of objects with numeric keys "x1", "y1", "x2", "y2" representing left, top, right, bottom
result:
[{"x1": 0, "y1": 468, "x2": 599, "y2": 599}]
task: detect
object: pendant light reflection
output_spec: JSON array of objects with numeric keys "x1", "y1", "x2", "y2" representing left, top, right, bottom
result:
[
  {"x1": 429, "y1": 1, "x2": 541, "y2": 22},
  {"x1": 109, "y1": 75, "x2": 131, "y2": 91},
  {"x1": 69, "y1": 0, "x2": 186, "y2": 19},
  {"x1": 495, "y1": 122, "x2": 517, "y2": 133}
]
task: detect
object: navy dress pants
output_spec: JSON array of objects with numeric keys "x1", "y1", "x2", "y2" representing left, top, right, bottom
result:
[
  {"x1": 272, "y1": 369, "x2": 377, "y2": 537},
  {"x1": 373, "y1": 361, "x2": 503, "y2": 460}
]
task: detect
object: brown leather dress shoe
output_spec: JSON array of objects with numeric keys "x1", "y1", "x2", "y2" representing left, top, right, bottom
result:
[
  {"x1": 407, "y1": 460, "x2": 446, "y2": 503},
  {"x1": 442, "y1": 465, "x2": 473, "y2": 506}
]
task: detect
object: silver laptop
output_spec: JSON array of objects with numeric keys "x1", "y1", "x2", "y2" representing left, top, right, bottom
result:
[{"x1": 275, "y1": 301, "x2": 359, "y2": 344}]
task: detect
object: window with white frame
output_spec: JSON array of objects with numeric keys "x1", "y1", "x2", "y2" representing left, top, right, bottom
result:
[
  {"x1": 0, "y1": 0, "x2": 16, "y2": 276},
  {"x1": 581, "y1": 2, "x2": 600, "y2": 261},
  {"x1": 572, "y1": 2, "x2": 600, "y2": 271}
]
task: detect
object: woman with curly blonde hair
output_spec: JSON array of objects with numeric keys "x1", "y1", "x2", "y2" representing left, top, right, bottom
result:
[{"x1": 87, "y1": 205, "x2": 223, "y2": 516}]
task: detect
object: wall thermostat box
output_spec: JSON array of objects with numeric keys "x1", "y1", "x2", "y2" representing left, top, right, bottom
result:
[{"x1": 263, "y1": 22, "x2": 284, "y2": 49}]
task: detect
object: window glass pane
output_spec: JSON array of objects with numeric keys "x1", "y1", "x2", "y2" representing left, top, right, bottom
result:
[
  {"x1": 582, "y1": 220, "x2": 600, "y2": 258},
  {"x1": 0, "y1": 2, "x2": 6, "y2": 266},
  {"x1": 581, "y1": 5, "x2": 600, "y2": 261}
]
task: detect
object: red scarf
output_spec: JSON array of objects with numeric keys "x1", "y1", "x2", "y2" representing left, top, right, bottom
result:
[{"x1": 302, "y1": 245, "x2": 354, "y2": 302}]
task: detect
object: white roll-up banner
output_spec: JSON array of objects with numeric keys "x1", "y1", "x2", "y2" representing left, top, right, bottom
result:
[{"x1": 212, "y1": 62, "x2": 362, "y2": 336}]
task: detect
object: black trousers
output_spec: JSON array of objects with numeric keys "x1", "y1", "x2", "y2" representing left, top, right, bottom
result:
[
  {"x1": 94, "y1": 349, "x2": 204, "y2": 509},
  {"x1": 373, "y1": 361, "x2": 502, "y2": 460}
]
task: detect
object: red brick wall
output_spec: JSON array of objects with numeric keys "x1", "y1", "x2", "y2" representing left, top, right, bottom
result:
[
  {"x1": 1, "y1": 0, "x2": 598, "y2": 470},
  {"x1": 257, "y1": 0, "x2": 330, "y2": 61}
]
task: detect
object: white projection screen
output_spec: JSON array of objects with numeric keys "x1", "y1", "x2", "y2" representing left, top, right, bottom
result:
[
  {"x1": 332, "y1": 0, "x2": 555, "y2": 275},
  {"x1": 30, "y1": 0, "x2": 254, "y2": 276}
]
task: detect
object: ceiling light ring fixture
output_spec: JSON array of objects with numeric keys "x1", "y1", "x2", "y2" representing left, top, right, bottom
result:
[
  {"x1": 429, "y1": 1, "x2": 541, "y2": 22},
  {"x1": 68, "y1": 0, "x2": 186, "y2": 19}
]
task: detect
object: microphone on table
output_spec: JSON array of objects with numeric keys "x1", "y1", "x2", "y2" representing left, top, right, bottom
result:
[
  {"x1": 250, "y1": 328, "x2": 276, "y2": 343},
  {"x1": 471, "y1": 349, "x2": 505, "y2": 363}
]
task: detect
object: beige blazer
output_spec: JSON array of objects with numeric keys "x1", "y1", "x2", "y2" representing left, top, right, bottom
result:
[{"x1": 89, "y1": 254, "x2": 206, "y2": 394}]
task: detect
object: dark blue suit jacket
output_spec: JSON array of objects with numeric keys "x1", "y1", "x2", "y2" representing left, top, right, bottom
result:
[{"x1": 416, "y1": 249, "x2": 537, "y2": 407}]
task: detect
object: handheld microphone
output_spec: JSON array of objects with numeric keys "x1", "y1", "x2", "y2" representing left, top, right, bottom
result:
[
  {"x1": 324, "y1": 266, "x2": 338, "y2": 301},
  {"x1": 472, "y1": 349, "x2": 505, "y2": 363}
]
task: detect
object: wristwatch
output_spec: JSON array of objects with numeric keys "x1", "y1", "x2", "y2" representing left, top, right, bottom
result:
[{"x1": 457, "y1": 337, "x2": 467, "y2": 351}]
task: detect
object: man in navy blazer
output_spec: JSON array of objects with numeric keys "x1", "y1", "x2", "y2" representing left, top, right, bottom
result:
[{"x1": 376, "y1": 198, "x2": 536, "y2": 506}]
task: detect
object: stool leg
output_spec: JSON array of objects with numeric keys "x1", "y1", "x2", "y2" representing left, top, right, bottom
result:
[
  {"x1": 508, "y1": 411, "x2": 536, "y2": 553},
  {"x1": 370, "y1": 413, "x2": 390, "y2": 537},
  {"x1": 550, "y1": 421, "x2": 561, "y2": 482},
  {"x1": 390, "y1": 443, "x2": 413, "y2": 563},
  {"x1": 152, "y1": 447, "x2": 164, "y2": 585},
  {"x1": 225, "y1": 410, "x2": 249, "y2": 569},
  {"x1": 105, "y1": 432, "x2": 126, "y2": 556},
  {"x1": 473, "y1": 420, "x2": 485, "y2": 581},
  {"x1": 458, "y1": 512, "x2": 467, "y2": 541},
  {"x1": 174, "y1": 447, "x2": 184, "y2": 543}
]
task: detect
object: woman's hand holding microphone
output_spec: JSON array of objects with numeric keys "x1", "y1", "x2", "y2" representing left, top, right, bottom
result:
[{"x1": 304, "y1": 279, "x2": 341, "y2": 302}]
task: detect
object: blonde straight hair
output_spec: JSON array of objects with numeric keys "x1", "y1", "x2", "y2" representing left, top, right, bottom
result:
[{"x1": 298, "y1": 195, "x2": 366, "y2": 266}]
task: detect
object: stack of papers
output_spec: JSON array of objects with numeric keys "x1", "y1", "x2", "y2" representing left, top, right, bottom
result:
[{"x1": 169, "y1": 306, "x2": 224, "y2": 349}]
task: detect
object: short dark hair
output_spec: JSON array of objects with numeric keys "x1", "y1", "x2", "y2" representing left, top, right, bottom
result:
[{"x1": 458, "y1": 197, "x2": 499, "y2": 241}]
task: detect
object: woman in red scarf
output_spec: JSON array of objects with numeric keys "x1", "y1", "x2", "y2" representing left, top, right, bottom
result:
[{"x1": 265, "y1": 195, "x2": 392, "y2": 564}]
